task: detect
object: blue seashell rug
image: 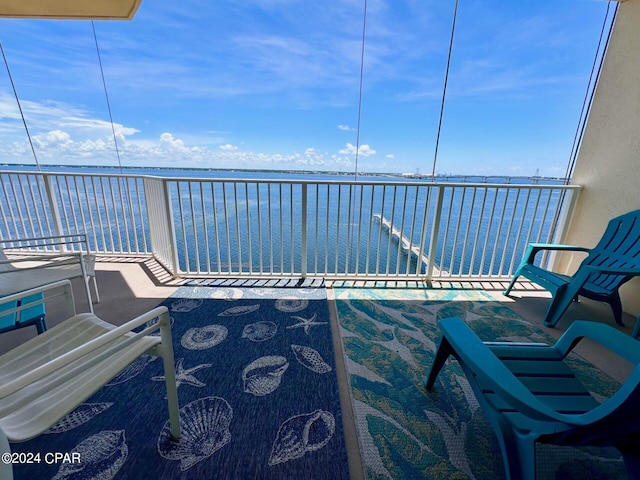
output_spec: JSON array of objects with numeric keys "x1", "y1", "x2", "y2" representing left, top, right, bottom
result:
[
  {"x1": 11, "y1": 285, "x2": 349, "y2": 480},
  {"x1": 332, "y1": 287, "x2": 627, "y2": 480}
]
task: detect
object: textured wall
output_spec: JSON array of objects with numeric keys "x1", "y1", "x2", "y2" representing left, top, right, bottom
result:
[{"x1": 560, "y1": 0, "x2": 640, "y2": 315}]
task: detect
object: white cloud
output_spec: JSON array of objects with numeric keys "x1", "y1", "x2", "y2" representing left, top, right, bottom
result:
[
  {"x1": 338, "y1": 124, "x2": 354, "y2": 131},
  {"x1": 219, "y1": 144, "x2": 238, "y2": 151},
  {"x1": 339, "y1": 143, "x2": 376, "y2": 157}
]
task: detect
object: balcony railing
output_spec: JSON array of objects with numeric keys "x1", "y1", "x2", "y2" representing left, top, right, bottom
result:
[{"x1": 0, "y1": 170, "x2": 581, "y2": 281}]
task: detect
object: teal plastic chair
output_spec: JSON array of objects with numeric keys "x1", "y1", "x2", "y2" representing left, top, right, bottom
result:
[
  {"x1": 0, "y1": 293, "x2": 46, "y2": 335},
  {"x1": 504, "y1": 210, "x2": 640, "y2": 328},
  {"x1": 425, "y1": 317, "x2": 640, "y2": 480}
]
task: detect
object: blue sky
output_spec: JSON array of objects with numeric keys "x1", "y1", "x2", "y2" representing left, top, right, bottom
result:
[{"x1": 0, "y1": 0, "x2": 614, "y2": 176}]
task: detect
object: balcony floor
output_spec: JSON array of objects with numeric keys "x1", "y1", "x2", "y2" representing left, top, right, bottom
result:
[{"x1": 1, "y1": 256, "x2": 636, "y2": 480}]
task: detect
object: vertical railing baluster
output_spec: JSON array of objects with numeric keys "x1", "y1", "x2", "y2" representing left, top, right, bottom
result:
[
  {"x1": 478, "y1": 187, "x2": 499, "y2": 276},
  {"x1": 355, "y1": 184, "x2": 364, "y2": 275},
  {"x1": 211, "y1": 182, "x2": 222, "y2": 274},
  {"x1": 256, "y1": 183, "x2": 264, "y2": 275},
  {"x1": 365, "y1": 184, "x2": 375, "y2": 275},
  {"x1": 395, "y1": 186, "x2": 408, "y2": 276},
  {"x1": 232, "y1": 182, "x2": 240, "y2": 274},
  {"x1": 405, "y1": 185, "x2": 419, "y2": 276},
  {"x1": 222, "y1": 182, "x2": 232, "y2": 275},
  {"x1": 188, "y1": 182, "x2": 200, "y2": 274},
  {"x1": 498, "y1": 187, "x2": 523, "y2": 276},
  {"x1": 335, "y1": 185, "x2": 342, "y2": 275},
  {"x1": 16, "y1": 176, "x2": 35, "y2": 237},
  {"x1": 245, "y1": 182, "x2": 252, "y2": 275},
  {"x1": 314, "y1": 184, "x2": 320, "y2": 274},
  {"x1": 9, "y1": 174, "x2": 28, "y2": 237},
  {"x1": 458, "y1": 186, "x2": 477, "y2": 276},
  {"x1": 375, "y1": 185, "x2": 387, "y2": 276},
  {"x1": 488, "y1": 187, "x2": 510, "y2": 276},
  {"x1": 200, "y1": 182, "x2": 210, "y2": 274},
  {"x1": 301, "y1": 183, "x2": 307, "y2": 279},
  {"x1": 267, "y1": 184, "x2": 274, "y2": 274},
  {"x1": 324, "y1": 184, "x2": 330, "y2": 275},
  {"x1": 289, "y1": 184, "x2": 294, "y2": 274},
  {"x1": 439, "y1": 187, "x2": 455, "y2": 274},
  {"x1": 426, "y1": 186, "x2": 443, "y2": 280},
  {"x1": 177, "y1": 182, "x2": 189, "y2": 273},
  {"x1": 416, "y1": 185, "x2": 432, "y2": 278}
]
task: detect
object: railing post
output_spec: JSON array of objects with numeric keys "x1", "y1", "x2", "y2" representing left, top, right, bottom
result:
[
  {"x1": 546, "y1": 186, "x2": 581, "y2": 271},
  {"x1": 143, "y1": 177, "x2": 179, "y2": 278},
  {"x1": 301, "y1": 183, "x2": 308, "y2": 279},
  {"x1": 43, "y1": 173, "x2": 64, "y2": 241},
  {"x1": 426, "y1": 186, "x2": 444, "y2": 281}
]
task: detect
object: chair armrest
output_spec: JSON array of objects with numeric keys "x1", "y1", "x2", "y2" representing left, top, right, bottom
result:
[
  {"x1": 437, "y1": 317, "x2": 574, "y2": 424},
  {"x1": 553, "y1": 320, "x2": 640, "y2": 364},
  {"x1": 0, "y1": 280, "x2": 76, "y2": 318},
  {"x1": 0, "y1": 306, "x2": 170, "y2": 399},
  {"x1": 0, "y1": 252, "x2": 85, "y2": 274},
  {"x1": 0, "y1": 234, "x2": 90, "y2": 254},
  {"x1": 523, "y1": 243, "x2": 591, "y2": 264}
]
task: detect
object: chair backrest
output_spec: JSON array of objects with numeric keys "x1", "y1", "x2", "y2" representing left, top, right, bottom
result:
[{"x1": 582, "y1": 210, "x2": 640, "y2": 292}]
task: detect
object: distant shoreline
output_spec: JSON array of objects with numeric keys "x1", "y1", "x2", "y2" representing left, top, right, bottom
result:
[{"x1": 0, "y1": 163, "x2": 565, "y2": 183}]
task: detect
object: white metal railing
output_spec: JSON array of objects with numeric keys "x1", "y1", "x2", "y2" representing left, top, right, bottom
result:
[{"x1": 0, "y1": 170, "x2": 581, "y2": 280}]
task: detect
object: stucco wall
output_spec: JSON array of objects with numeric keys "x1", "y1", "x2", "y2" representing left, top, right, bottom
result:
[{"x1": 558, "y1": 0, "x2": 640, "y2": 314}]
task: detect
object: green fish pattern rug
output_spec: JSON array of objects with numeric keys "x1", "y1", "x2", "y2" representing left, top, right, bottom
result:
[{"x1": 333, "y1": 287, "x2": 626, "y2": 480}]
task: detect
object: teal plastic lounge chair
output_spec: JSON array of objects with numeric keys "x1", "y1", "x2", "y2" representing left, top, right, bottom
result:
[
  {"x1": 504, "y1": 209, "x2": 640, "y2": 328},
  {"x1": 425, "y1": 317, "x2": 640, "y2": 480}
]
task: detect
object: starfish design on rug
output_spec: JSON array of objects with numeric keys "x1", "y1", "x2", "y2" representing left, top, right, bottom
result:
[
  {"x1": 152, "y1": 358, "x2": 212, "y2": 388},
  {"x1": 286, "y1": 312, "x2": 327, "y2": 335}
]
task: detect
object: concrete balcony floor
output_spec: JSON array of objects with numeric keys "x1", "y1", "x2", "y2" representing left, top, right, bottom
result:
[{"x1": 0, "y1": 256, "x2": 636, "y2": 480}]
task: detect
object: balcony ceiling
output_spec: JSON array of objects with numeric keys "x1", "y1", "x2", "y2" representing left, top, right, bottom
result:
[{"x1": 0, "y1": 0, "x2": 142, "y2": 19}]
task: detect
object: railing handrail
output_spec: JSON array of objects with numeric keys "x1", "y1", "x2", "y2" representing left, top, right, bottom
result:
[{"x1": 0, "y1": 169, "x2": 581, "y2": 189}]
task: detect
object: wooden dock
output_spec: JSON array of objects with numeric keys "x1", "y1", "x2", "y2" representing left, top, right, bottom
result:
[{"x1": 373, "y1": 214, "x2": 440, "y2": 275}]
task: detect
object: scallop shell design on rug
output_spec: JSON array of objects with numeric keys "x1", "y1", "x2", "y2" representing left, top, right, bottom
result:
[
  {"x1": 242, "y1": 321, "x2": 277, "y2": 342},
  {"x1": 274, "y1": 298, "x2": 309, "y2": 313},
  {"x1": 45, "y1": 403, "x2": 113, "y2": 434},
  {"x1": 242, "y1": 356, "x2": 289, "y2": 396},
  {"x1": 157, "y1": 396, "x2": 232, "y2": 471},
  {"x1": 171, "y1": 298, "x2": 203, "y2": 313},
  {"x1": 291, "y1": 345, "x2": 332, "y2": 374},
  {"x1": 181, "y1": 325, "x2": 228, "y2": 350},
  {"x1": 106, "y1": 354, "x2": 157, "y2": 386},
  {"x1": 53, "y1": 430, "x2": 127, "y2": 480},
  {"x1": 218, "y1": 304, "x2": 260, "y2": 316},
  {"x1": 268, "y1": 410, "x2": 335, "y2": 466}
]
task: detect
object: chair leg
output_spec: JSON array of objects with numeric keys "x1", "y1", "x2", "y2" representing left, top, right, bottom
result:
[
  {"x1": 35, "y1": 315, "x2": 47, "y2": 334},
  {"x1": 424, "y1": 337, "x2": 454, "y2": 390},
  {"x1": 87, "y1": 276, "x2": 100, "y2": 303},
  {"x1": 503, "y1": 273, "x2": 521, "y2": 296},
  {"x1": 159, "y1": 311, "x2": 181, "y2": 440},
  {"x1": 606, "y1": 292, "x2": 624, "y2": 326},
  {"x1": 0, "y1": 428, "x2": 13, "y2": 480},
  {"x1": 543, "y1": 284, "x2": 575, "y2": 328},
  {"x1": 619, "y1": 442, "x2": 640, "y2": 478},
  {"x1": 632, "y1": 316, "x2": 640, "y2": 340}
]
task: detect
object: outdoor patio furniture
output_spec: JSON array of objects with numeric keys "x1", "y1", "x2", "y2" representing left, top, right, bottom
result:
[
  {"x1": 0, "y1": 234, "x2": 98, "y2": 315},
  {"x1": 503, "y1": 209, "x2": 640, "y2": 328},
  {"x1": 425, "y1": 317, "x2": 640, "y2": 480},
  {"x1": 0, "y1": 279, "x2": 180, "y2": 477}
]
